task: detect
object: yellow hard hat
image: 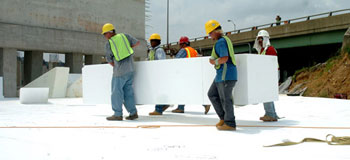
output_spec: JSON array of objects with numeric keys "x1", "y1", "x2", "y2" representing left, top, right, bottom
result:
[
  {"x1": 101, "y1": 23, "x2": 115, "y2": 34},
  {"x1": 205, "y1": 20, "x2": 221, "y2": 35},
  {"x1": 149, "y1": 33, "x2": 161, "y2": 41}
]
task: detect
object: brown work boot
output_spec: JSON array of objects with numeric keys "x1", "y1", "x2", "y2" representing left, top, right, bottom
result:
[
  {"x1": 260, "y1": 115, "x2": 278, "y2": 122},
  {"x1": 149, "y1": 111, "x2": 162, "y2": 116},
  {"x1": 106, "y1": 115, "x2": 123, "y2": 121},
  {"x1": 216, "y1": 124, "x2": 236, "y2": 131},
  {"x1": 216, "y1": 120, "x2": 225, "y2": 127},
  {"x1": 126, "y1": 113, "x2": 138, "y2": 120},
  {"x1": 204, "y1": 105, "x2": 211, "y2": 114},
  {"x1": 172, "y1": 108, "x2": 184, "y2": 113}
]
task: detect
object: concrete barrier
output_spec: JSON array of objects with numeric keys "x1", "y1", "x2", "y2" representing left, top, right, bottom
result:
[
  {"x1": 20, "y1": 88, "x2": 49, "y2": 104},
  {"x1": 24, "y1": 67, "x2": 69, "y2": 98},
  {"x1": 82, "y1": 55, "x2": 279, "y2": 106}
]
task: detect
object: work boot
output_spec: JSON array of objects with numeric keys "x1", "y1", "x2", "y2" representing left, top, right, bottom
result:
[
  {"x1": 259, "y1": 115, "x2": 278, "y2": 122},
  {"x1": 204, "y1": 105, "x2": 211, "y2": 114},
  {"x1": 149, "y1": 111, "x2": 162, "y2": 116},
  {"x1": 106, "y1": 115, "x2": 123, "y2": 121},
  {"x1": 216, "y1": 124, "x2": 236, "y2": 131},
  {"x1": 216, "y1": 120, "x2": 225, "y2": 127},
  {"x1": 172, "y1": 108, "x2": 184, "y2": 113},
  {"x1": 126, "y1": 113, "x2": 138, "y2": 120}
]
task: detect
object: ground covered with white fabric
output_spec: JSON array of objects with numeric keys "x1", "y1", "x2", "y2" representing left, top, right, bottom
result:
[{"x1": 0, "y1": 96, "x2": 349, "y2": 160}]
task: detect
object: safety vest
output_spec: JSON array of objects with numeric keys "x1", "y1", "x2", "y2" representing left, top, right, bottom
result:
[
  {"x1": 108, "y1": 33, "x2": 134, "y2": 61},
  {"x1": 184, "y1": 47, "x2": 198, "y2": 58},
  {"x1": 211, "y1": 36, "x2": 236, "y2": 70},
  {"x1": 148, "y1": 50, "x2": 155, "y2": 61}
]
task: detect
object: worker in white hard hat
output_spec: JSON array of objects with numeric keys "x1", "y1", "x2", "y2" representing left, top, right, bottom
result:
[
  {"x1": 102, "y1": 23, "x2": 140, "y2": 121},
  {"x1": 148, "y1": 33, "x2": 171, "y2": 116},
  {"x1": 253, "y1": 29, "x2": 280, "y2": 122},
  {"x1": 206, "y1": 20, "x2": 238, "y2": 131}
]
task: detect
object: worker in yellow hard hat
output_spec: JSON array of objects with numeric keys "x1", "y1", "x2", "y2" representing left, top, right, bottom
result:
[
  {"x1": 148, "y1": 33, "x2": 170, "y2": 115},
  {"x1": 102, "y1": 23, "x2": 140, "y2": 121},
  {"x1": 206, "y1": 20, "x2": 238, "y2": 131}
]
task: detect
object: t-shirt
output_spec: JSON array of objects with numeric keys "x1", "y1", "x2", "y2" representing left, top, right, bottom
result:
[
  {"x1": 175, "y1": 48, "x2": 187, "y2": 58},
  {"x1": 214, "y1": 37, "x2": 238, "y2": 82},
  {"x1": 105, "y1": 33, "x2": 139, "y2": 77}
]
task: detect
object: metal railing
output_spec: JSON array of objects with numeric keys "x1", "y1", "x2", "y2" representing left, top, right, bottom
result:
[{"x1": 165, "y1": 8, "x2": 350, "y2": 47}]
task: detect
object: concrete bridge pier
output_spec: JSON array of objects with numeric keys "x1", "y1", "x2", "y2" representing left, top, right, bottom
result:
[
  {"x1": 85, "y1": 55, "x2": 102, "y2": 65},
  {"x1": 23, "y1": 51, "x2": 43, "y2": 85},
  {"x1": 65, "y1": 53, "x2": 83, "y2": 73},
  {"x1": 0, "y1": 48, "x2": 17, "y2": 97}
]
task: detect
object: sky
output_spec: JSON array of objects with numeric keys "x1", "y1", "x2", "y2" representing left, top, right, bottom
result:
[{"x1": 146, "y1": 0, "x2": 350, "y2": 44}]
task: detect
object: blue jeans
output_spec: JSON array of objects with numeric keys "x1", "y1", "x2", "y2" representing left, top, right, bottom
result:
[
  {"x1": 208, "y1": 80, "x2": 237, "y2": 127},
  {"x1": 111, "y1": 72, "x2": 137, "y2": 116},
  {"x1": 263, "y1": 102, "x2": 278, "y2": 118},
  {"x1": 155, "y1": 105, "x2": 167, "y2": 113}
]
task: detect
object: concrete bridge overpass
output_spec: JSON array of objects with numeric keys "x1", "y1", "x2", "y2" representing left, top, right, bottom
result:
[{"x1": 167, "y1": 9, "x2": 350, "y2": 81}]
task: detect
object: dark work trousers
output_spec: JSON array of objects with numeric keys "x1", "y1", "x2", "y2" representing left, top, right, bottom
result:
[{"x1": 208, "y1": 80, "x2": 237, "y2": 127}]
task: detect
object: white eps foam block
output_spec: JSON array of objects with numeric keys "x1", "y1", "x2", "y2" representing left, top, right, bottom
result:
[
  {"x1": 24, "y1": 67, "x2": 69, "y2": 98},
  {"x1": 82, "y1": 64, "x2": 113, "y2": 104},
  {"x1": 0, "y1": 77, "x2": 4, "y2": 99},
  {"x1": 82, "y1": 54, "x2": 278, "y2": 105},
  {"x1": 20, "y1": 88, "x2": 49, "y2": 104}
]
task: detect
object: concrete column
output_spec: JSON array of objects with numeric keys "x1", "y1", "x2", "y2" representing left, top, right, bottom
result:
[
  {"x1": 342, "y1": 27, "x2": 350, "y2": 53},
  {"x1": 65, "y1": 53, "x2": 83, "y2": 73},
  {"x1": 23, "y1": 51, "x2": 43, "y2": 85},
  {"x1": 85, "y1": 55, "x2": 102, "y2": 65},
  {"x1": 0, "y1": 48, "x2": 18, "y2": 97}
]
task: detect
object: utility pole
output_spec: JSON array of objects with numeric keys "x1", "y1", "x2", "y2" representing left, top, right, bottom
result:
[
  {"x1": 167, "y1": 0, "x2": 169, "y2": 46},
  {"x1": 227, "y1": 19, "x2": 236, "y2": 32}
]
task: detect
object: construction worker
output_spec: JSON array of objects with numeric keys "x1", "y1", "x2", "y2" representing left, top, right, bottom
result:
[
  {"x1": 102, "y1": 23, "x2": 140, "y2": 121},
  {"x1": 253, "y1": 30, "x2": 280, "y2": 122},
  {"x1": 148, "y1": 33, "x2": 171, "y2": 115},
  {"x1": 171, "y1": 36, "x2": 211, "y2": 114},
  {"x1": 206, "y1": 20, "x2": 238, "y2": 131}
]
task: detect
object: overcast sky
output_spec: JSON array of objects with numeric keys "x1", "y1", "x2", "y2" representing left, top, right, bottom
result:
[{"x1": 146, "y1": 0, "x2": 350, "y2": 44}]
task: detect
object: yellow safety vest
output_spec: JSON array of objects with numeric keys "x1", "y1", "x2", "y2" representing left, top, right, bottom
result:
[
  {"x1": 109, "y1": 34, "x2": 134, "y2": 61},
  {"x1": 211, "y1": 36, "x2": 236, "y2": 70}
]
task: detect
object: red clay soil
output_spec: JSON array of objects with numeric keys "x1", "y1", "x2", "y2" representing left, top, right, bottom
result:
[{"x1": 289, "y1": 52, "x2": 350, "y2": 99}]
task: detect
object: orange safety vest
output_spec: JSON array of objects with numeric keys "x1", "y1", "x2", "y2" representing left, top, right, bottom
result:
[{"x1": 184, "y1": 47, "x2": 198, "y2": 58}]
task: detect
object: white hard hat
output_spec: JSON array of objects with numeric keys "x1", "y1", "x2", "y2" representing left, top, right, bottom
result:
[{"x1": 257, "y1": 30, "x2": 270, "y2": 38}]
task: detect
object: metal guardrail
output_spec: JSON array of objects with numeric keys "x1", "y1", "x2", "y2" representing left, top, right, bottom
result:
[{"x1": 165, "y1": 8, "x2": 350, "y2": 47}]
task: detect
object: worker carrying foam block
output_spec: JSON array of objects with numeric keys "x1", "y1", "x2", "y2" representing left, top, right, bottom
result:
[
  {"x1": 206, "y1": 20, "x2": 238, "y2": 131},
  {"x1": 102, "y1": 23, "x2": 140, "y2": 121},
  {"x1": 253, "y1": 30, "x2": 280, "y2": 122},
  {"x1": 170, "y1": 36, "x2": 211, "y2": 114},
  {"x1": 147, "y1": 33, "x2": 172, "y2": 116}
]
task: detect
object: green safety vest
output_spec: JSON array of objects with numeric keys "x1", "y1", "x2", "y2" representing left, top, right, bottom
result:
[
  {"x1": 108, "y1": 33, "x2": 134, "y2": 61},
  {"x1": 148, "y1": 49, "x2": 155, "y2": 61},
  {"x1": 211, "y1": 36, "x2": 236, "y2": 70}
]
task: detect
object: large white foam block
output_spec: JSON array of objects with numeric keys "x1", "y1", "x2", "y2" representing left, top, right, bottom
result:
[
  {"x1": 83, "y1": 54, "x2": 278, "y2": 105},
  {"x1": 24, "y1": 67, "x2": 69, "y2": 98},
  {"x1": 20, "y1": 88, "x2": 49, "y2": 104},
  {"x1": 82, "y1": 64, "x2": 113, "y2": 104},
  {"x1": 0, "y1": 77, "x2": 4, "y2": 99}
]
